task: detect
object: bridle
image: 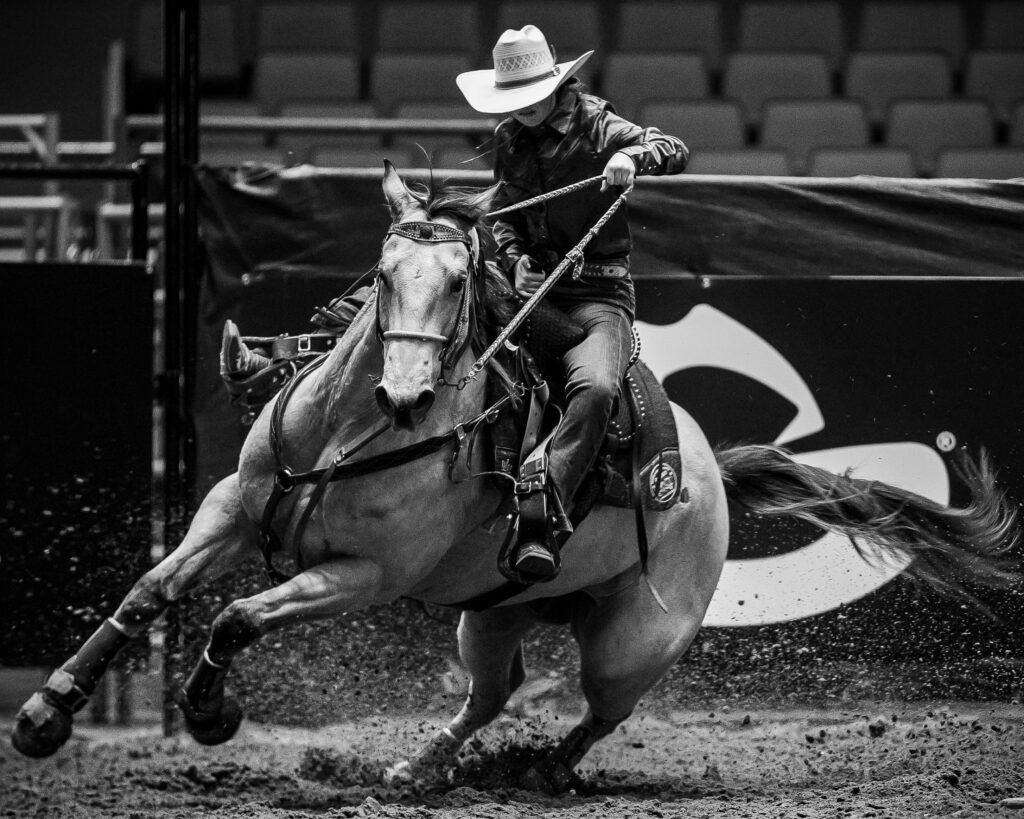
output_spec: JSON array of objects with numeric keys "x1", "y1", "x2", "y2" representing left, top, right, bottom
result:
[{"x1": 376, "y1": 219, "x2": 482, "y2": 373}]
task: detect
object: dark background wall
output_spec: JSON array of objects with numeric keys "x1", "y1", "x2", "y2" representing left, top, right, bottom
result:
[{"x1": 0, "y1": 1, "x2": 133, "y2": 140}]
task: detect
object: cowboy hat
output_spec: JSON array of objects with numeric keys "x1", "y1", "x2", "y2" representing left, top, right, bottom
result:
[{"x1": 456, "y1": 25, "x2": 593, "y2": 115}]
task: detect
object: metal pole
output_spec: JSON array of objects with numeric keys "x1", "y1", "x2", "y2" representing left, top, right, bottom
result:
[
  {"x1": 182, "y1": 0, "x2": 199, "y2": 517},
  {"x1": 161, "y1": 0, "x2": 184, "y2": 739},
  {"x1": 159, "y1": 0, "x2": 201, "y2": 741},
  {"x1": 129, "y1": 159, "x2": 150, "y2": 264}
]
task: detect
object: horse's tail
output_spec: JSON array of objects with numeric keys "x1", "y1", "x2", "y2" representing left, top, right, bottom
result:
[{"x1": 715, "y1": 444, "x2": 1022, "y2": 604}]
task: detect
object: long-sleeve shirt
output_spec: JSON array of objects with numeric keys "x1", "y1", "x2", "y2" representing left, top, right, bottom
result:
[{"x1": 490, "y1": 81, "x2": 688, "y2": 316}]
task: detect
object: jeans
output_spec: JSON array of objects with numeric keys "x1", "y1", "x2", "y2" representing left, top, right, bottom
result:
[{"x1": 546, "y1": 301, "x2": 633, "y2": 510}]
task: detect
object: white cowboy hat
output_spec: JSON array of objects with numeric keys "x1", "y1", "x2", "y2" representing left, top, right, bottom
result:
[{"x1": 456, "y1": 25, "x2": 593, "y2": 115}]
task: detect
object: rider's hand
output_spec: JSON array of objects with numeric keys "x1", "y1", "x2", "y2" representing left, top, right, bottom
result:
[
  {"x1": 514, "y1": 256, "x2": 545, "y2": 298},
  {"x1": 601, "y1": 151, "x2": 636, "y2": 191}
]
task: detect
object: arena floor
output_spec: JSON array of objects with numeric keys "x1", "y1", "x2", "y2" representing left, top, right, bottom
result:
[{"x1": 3, "y1": 696, "x2": 1022, "y2": 818}]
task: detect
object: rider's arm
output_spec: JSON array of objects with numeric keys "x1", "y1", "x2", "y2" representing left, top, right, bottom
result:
[
  {"x1": 490, "y1": 144, "x2": 531, "y2": 275},
  {"x1": 586, "y1": 100, "x2": 690, "y2": 177}
]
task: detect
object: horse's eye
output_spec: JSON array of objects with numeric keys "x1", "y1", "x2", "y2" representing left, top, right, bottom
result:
[{"x1": 451, "y1": 276, "x2": 466, "y2": 294}]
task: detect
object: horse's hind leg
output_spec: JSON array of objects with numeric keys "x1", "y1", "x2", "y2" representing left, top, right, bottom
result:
[
  {"x1": 386, "y1": 604, "x2": 538, "y2": 784},
  {"x1": 11, "y1": 474, "x2": 258, "y2": 758},
  {"x1": 525, "y1": 504, "x2": 728, "y2": 792}
]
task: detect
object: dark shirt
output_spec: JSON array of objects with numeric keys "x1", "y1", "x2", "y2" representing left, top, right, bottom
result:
[{"x1": 490, "y1": 81, "x2": 688, "y2": 316}]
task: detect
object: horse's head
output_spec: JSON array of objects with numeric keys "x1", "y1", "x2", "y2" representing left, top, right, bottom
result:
[{"x1": 375, "y1": 161, "x2": 499, "y2": 430}]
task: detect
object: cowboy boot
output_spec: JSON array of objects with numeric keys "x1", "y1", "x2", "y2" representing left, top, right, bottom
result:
[
  {"x1": 220, "y1": 320, "x2": 272, "y2": 380},
  {"x1": 513, "y1": 482, "x2": 572, "y2": 582}
]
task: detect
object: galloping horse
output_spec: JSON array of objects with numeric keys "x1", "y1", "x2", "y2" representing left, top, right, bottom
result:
[{"x1": 12, "y1": 163, "x2": 1019, "y2": 791}]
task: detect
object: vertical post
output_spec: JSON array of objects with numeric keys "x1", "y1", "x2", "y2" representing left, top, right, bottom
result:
[
  {"x1": 161, "y1": 0, "x2": 200, "y2": 739},
  {"x1": 130, "y1": 159, "x2": 150, "y2": 264},
  {"x1": 162, "y1": 0, "x2": 183, "y2": 740},
  {"x1": 182, "y1": 0, "x2": 199, "y2": 520}
]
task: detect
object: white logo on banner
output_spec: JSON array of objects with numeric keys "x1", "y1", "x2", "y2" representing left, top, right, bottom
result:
[{"x1": 636, "y1": 305, "x2": 950, "y2": 626}]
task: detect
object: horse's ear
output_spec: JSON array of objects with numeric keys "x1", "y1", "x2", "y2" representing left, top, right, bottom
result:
[{"x1": 382, "y1": 159, "x2": 419, "y2": 220}]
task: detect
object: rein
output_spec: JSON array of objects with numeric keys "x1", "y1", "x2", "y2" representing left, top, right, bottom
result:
[{"x1": 459, "y1": 176, "x2": 634, "y2": 388}]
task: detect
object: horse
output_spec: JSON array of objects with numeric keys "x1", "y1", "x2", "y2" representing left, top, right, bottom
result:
[{"x1": 12, "y1": 162, "x2": 1020, "y2": 792}]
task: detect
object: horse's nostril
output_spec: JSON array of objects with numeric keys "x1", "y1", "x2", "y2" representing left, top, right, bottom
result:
[
  {"x1": 374, "y1": 385, "x2": 394, "y2": 418},
  {"x1": 412, "y1": 389, "x2": 435, "y2": 415}
]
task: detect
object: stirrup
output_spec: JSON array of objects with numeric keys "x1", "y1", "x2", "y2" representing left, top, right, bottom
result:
[{"x1": 514, "y1": 540, "x2": 560, "y2": 582}]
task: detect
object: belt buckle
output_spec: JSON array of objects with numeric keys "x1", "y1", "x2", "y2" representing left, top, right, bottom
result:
[{"x1": 297, "y1": 335, "x2": 311, "y2": 353}]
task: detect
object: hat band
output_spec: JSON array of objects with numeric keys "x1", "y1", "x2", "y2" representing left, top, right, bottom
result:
[{"x1": 494, "y1": 65, "x2": 560, "y2": 90}]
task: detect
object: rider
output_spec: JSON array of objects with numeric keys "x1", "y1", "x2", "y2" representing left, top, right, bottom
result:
[{"x1": 455, "y1": 25, "x2": 689, "y2": 580}]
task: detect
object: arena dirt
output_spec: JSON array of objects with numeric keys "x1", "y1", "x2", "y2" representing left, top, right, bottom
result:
[{"x1": 3, "y1": 696, "x2": 1022, "y2": 818}]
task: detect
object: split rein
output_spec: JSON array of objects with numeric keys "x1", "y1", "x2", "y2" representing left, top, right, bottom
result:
[{"x1": 257, "y1": 176, "x2": 632, "y2": 583}]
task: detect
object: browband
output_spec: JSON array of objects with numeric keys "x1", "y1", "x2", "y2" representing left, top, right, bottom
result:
[{"x1": 386, "y1": 221, "x2": 472, "y2": 247}]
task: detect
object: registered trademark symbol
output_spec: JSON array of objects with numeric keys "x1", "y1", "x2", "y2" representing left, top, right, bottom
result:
[{"x1": 935, "y1": 431, "x2": 957, "y2": 452}]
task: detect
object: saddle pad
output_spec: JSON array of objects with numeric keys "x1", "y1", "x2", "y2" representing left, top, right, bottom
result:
[{"x1": 599, "y1": 359, "x2": 686, "y2": 511}]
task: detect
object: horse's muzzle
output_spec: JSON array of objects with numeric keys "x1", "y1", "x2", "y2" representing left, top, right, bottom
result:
[{"x1": 375, "y1": 383, "x2": 435, "y2": 430}]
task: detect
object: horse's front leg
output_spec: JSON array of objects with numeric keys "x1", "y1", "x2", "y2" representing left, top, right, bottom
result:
[
  {"x1": 176, "y1": 554, "x2": 385, "y2": 746},
  {"x1": 11, "y1": 475, "x2": 258, "y2": 758},
  {"x1": 385, "y1": 604, "x2": 537, "y2": 785}
]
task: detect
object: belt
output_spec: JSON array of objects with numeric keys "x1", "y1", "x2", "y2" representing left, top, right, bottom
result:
[{"x1": 579, "y1": 260, "x2": 629, "y2": 279}]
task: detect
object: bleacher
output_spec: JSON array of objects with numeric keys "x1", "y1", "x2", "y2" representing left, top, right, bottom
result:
[
  {"x1": 115, "y1": 0, "x2": 1024, "y2": 179},
  {"x1": 3, "y1": 0, "x2": 1023, "y2": 261}
]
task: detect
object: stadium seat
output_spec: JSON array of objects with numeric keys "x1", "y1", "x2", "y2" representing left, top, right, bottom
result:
[
  {"x1": 200, "y1": 145, "x2": 287, "y2": 167},
  {"x1": 199, "y1": 99, "x2": 268, "y2": 149},
  {"x1": 886, "y1": 100, "x2": 996, "y2": 176},
  {"x1": 965, "y1": 51, "x2": 1024, "y2": 124},
  {"x1": 935, "y1": 148, "x2": 1024, "y2": 179},
  {"x1": 390, "y1": 100, "x2": 489, "y2": 164},
  {"x1": 1012, "y1": 102, "x2": 1024, "y2": 145},
  {"x1": 808, "y1": 147, "x2": 917, "y2": 177},
  {"x1": 980, "y1": 1, "x2": 1024, "y2": 49},
  {"x1": 256, "y1": 2, "x2": 358, "y2": 54},
  {"x1": 375, "y1": 1, "x2": 482, "y2": 55},
  {"x1": 391, "y1": 100, "x2": 482, "y2": 121},
  {"x1": 495, "y1": 2, "x2": 601, "y2": 57},
  {"x1": 601, "y1": 54, "x2": 710, "y2": 119},
  {"x1": 431, "y1": 143, "x2": 493, "y2": 171},
  {"x1": 857, "y1": 2, "x2": 967, "y2": 69},
  {"x1": 277, "y1": 101, "x2": 382, "y2": 154},
  {"x1": 685, "y1": 148, "x2": 793, "y2": 176},
  {"x1": 254, "y1": 53, "x2": 361, "y2": 113},
  {"x1": 723, "y1": 53, "x2": 832, "y2": 125},
  {"x1": 760, "y1": 100, "x2": 870, "y2": 174},
  {"x1": 737, "y1": 2, "x2": 846, "y2": 71},
  {"x1": 133, "y1": 0, "x2": 243, "y2": 86},
  {"x1": 615, "y1": 1, "x2": 725, "y2": 73},
  {"x1": 637, "y1": 101, "x2": 746, "y2": 149},
  {"x1": 844, "y1": 52, "x2": 952, "y2": 125},
  {"x1": 369, "y1": 53, "x2": 474, "y2": 114},
  {"x1": 309, "y1": 145, "x2": 418, "y2": 169}
]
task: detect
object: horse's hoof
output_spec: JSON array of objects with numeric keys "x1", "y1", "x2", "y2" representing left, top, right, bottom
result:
[
  {"x1": 10, "y1": 692, "x2": 73, "y2": 758},
  {"x1": 179, "y1": 695, "x2": 243, "y2": 746},
  {"x1": 519, "y1": 761, "x2": 574, "y2": 794}
]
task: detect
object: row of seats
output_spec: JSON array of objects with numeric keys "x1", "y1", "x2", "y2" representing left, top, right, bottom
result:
[
  {"x1": 132, "y1": 0, "x2": 1024, "y2": 79},
  {"x1": 232, "y1": 48, "x2": 1024, "y2": 125},
  {"x1": 200, "y1": 95, "x2": 1024, "y2": 177},
  {"x1": 199, "y1": 141, "x2": 1024, "y2": 180}
]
